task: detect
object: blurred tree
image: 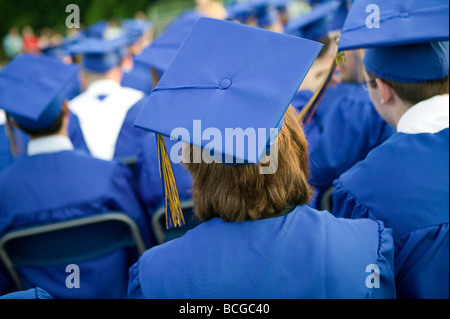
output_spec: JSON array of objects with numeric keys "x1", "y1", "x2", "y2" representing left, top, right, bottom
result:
[{"x1": 0, "y1": 0, "x2": 198, "y2": 63}]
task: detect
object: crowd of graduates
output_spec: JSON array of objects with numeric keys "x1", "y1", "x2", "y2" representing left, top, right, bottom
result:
[{"x1": 0, "y1": 0, "x2": 448, "y2": 300}]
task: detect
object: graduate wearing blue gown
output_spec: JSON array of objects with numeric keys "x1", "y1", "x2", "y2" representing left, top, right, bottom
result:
[
  {"x1": 331, "y1": 0, "x2": 449, "y2": 299},
  {"x1": 1, "y1": 55, "x2": 89, "y2": 170},
  {"x1": 68, "y1": 35, "x2": 147, "y2": 161},
  {"x1": 0, "y1": 54, "x2": 155, "y2": 298},
  {"x1": 0, "y1": 111, "x2": 89, "y2": 172},
  {"x1": 129, "y1": 205, "x2": 395, "y2": 299},
  {"x1": 293, "y1": 83, "x2": 394, "y2": 208},
  {"x1": 286, "y1": 0, "x2": 394, "y2": 209},
  {"x1": 121, "y1": 18, "x2": 154, "y2": 95},
  {"x1": 128, "y1": 18, "x2": 396, "y2": 299}
]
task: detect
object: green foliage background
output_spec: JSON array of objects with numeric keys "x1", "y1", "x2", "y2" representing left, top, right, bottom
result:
[{"x1": 0, "y1": 0, "x2": 198, "y2": 63}]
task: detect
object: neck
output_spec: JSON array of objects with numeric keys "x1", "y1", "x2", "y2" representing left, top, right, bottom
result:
[
  {"x1": 392, "y1": 99, "x2": 414, "y2": 129},
  {"x1": 83, "y1": 67, "x2": 122, "y2": 88},
  {"x1": 29, "y1": 124, "x2": 69, "y2": 141}
]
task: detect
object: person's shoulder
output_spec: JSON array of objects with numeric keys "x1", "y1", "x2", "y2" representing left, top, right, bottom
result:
[
  {"x1": 117, "y1": 85, "x2": 146, "y2": 102},
  {"x1": 58, "y1": 150, "x2": 128, "y2": 178},
  {"x1": 292, "y1": 205, "x2": 384, "y2": 235}
]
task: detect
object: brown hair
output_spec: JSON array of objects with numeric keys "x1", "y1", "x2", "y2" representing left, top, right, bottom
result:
[
  {"x1": 183, "y1": 106, "x2": 313, "y2": 222},
  {"x1": 366, "y1": 70, "x2": 449, "y2": 106}
]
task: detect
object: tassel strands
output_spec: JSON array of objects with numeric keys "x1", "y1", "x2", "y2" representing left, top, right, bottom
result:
[
  {"x1": 156, "y1": 134, "x2": 185, "y2": 229},
  {"x1": 297, "y1": 35, "x2": 347, "y2": 124}
]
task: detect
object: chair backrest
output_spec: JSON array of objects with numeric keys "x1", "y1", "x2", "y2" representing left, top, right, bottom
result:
[
  {"x1": 118, "y1": 156, "x2": 139, "y2": 183},
  {"x1": 0, "y1": 212, "x2": 146, "y2": 290},
  {"x1": 152, "y1": 200, "x2": 202, "y2": 245}
]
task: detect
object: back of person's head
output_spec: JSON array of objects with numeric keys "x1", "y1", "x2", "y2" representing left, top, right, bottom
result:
[
  {"x1": 68, "y1": 36, "x2": 131, "y2": 86},
  {"x1": 366, "y1": 69, "x2": 449, "y2": 106},
  {"x1": 183, "y1": 106, "x2": 313, "y2": 223},
  {"x1": 16, "y1": 108, "x2": 65, "y2": 138},
  {"x1": 0, "y1": 54, "x2": 79, "y2": 139}
]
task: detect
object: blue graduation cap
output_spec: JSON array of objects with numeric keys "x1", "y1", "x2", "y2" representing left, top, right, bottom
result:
[
  {"x1": 134, "y1": 17, "x2": 322, "y2": 228},
  {"x1": 133, "y1": 11, "x2": 201, "y2": 74},
  {"x1": 0, "y1": 54, "x2": 80, "y2": 130},
  {"x1": 84, "y1": 20, "x2": 109, "y2": 38},
  {"x1": 272, "y1": 0, "x2": 292, "y2": 13},
  {"x1": 68, "y1": 35, "x2": 130, "y2": 73},
  {"x1": 122, "y1": 18, "x2": 153, "y2": 34},
  {"x1": 284, "y1": 1, "x2": 348, "y2": 40},
  {"x1": 226, "y1": 1, "x2": 256, "y2": 23},
  {"x1": 122, "y1": 18, "x2": 153, "y2": 45},
  {"x1": 135, "y1": 17, "x2": 322, "y2": 164},
  {"x1": 338, "y1": 0, "x2": 449, "y2": 83},
  {"x1": 250, "y1": 0, "x2": 281, "y2": 28},
  {"x1": 41, "y1": 44, "x2": 70, "y2": 60}
]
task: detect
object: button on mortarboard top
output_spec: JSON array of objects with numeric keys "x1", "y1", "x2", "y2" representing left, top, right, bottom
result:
[
  {"x1": 219, "y1": 78, "x2": 232, "y2": 90},
  {"x1": 0, "y1": 54, "x2": 80, "y2": 130},
  {"x1": 338, "y1": 0, "x2": 449, "y2": 83}
]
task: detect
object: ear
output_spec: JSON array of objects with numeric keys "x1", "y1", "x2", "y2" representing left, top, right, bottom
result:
[{"x1": 376, "y1": 78, "x2": 395, "y2": 105}]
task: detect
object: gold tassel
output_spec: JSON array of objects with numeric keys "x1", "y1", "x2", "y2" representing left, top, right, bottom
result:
[
  {"x1": 297, "y1": 35, "x2": 347, "y2": 124},
  {"x1": 5, "y1": 115, "x2": 19, "y2": 157},
  {"x1": 156, "y1": 134, "x2": 185, "y2": 229}
]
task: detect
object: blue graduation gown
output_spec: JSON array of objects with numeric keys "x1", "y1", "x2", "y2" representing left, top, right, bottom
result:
[
  {"x1": 0, "y1": 287, "x2": 53, "y2": 299},
  {"x1": 332, "y1": 129, "x2": 449, "y2": 299},
  {"x1": 0, "y1": 125, "x2": 26, "y2": 172},
  {"x1": 113, "y1": 97, "x2": 150, "y2": 161},
  {"x1": 1, "y1": 112, "x2": 89, "y2": 174},
  {"x1": 121, "y1": 58, "x2": 154, "y2": 95},
  {"x1": 136, "y1": 133, "x2": 193, "y2": 215},
  {"x1": 292, "y1": 84, "x2": 394, "y2": 209},
  {"x1": 0, "y1": 150, "x2": 155, "y2": 298},
  {"x1": 128, "y1": 205, "x2": 396, "y2": 299},
  {"x1": 68, "y1": 111, "x2": 90, "y2": 154}
]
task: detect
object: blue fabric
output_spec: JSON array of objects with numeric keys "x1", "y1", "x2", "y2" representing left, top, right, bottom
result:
[
  {"x1": 0, "y1": 150, "x2": 155, "y2": 298},
  {"x1": 114, "y1": 97, "x2": 151, "y2": 160},
  {"x1": 0, "y1": 287, "x2": 53, "y2": 299},
  {"x1": 0, "y1": 55, "x2": 80, "y2": 130},
  {"x1": 0, "y1": 125, "x2": 27, "y2": 172},
  {"x1": 136, "y1": 133, "x2": 193, "y2": 215},
  {"x1": 68, "y1": 36, "x2": 130, "y2": 73},
  {"x1": 0, "y1": 111, "x2": 90, "y2": 174},
  {"x1": 332, "y1": 129, "x2": 449, "y2": 298},
  {"x1": 121, "y1": 58, "x2": 154, "y2": 95},
  {"x1": 284, "y1": 1, "x2": 346, "y2": 40},
  {"x1": 0, "y1": 126, "x2": 13, "y2": 171},
  {"x1": 128, "y1": 205, "x2": 396, "y2": 299},
  {"x1": 68, "y1": 111, "x2": 90, "y2": 155},
  {"x1": 363, "y1": 42, "x2": 449, "y2": 83},
  {"x1": 339, "y1": 0, "x2": 449, "y2": 51},
  {"x1": 292, "y1": 84, "x2": 394, "y2": 209},
  {"x1": 134, "y1": 11, "x2": 202, "y2": 74},
  {"x1": 134, "y1": 18, "x2": 323, "y2": 165}
]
